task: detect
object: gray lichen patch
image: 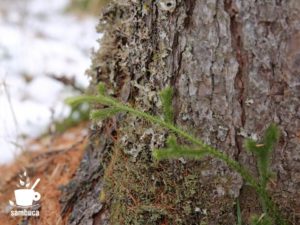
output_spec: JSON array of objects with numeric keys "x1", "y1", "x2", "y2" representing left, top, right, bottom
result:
[
  {"x1": 119, "y1": 115, "x2": 167, "y2": 160},
  {"x1": 217, "y1": 125, "x2": 229, "y2": 142}
]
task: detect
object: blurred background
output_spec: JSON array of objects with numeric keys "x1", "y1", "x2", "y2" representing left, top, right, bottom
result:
[{"x1": 0, "y1": 0, "x2": 102, "y2": 164}]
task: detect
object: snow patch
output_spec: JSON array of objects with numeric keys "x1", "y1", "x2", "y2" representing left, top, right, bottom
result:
[{"x1": 0, "y1": 0, "x2": 100, "y2": 164}]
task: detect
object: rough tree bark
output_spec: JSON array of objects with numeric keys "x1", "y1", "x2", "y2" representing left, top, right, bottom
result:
[{"x1": 60, "y1": 0, "x2": 300, "y2": 224}]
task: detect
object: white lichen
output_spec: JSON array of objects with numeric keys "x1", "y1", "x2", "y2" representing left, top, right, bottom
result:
[
  {"x1": 245, "y1": 98, "x2": 254, "y2": 106},
  {"x1": 158, "y1": 0, "x2": 176, "y2": 12}
]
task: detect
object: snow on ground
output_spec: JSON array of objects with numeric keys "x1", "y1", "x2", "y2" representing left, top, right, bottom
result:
[{"x1": 0, "y1": 0, "x2": 100, "y2": 164}]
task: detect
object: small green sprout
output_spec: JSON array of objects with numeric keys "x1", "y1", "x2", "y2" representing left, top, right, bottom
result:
[{"x1": 159, "y1": 87, "x2": 174, "y2": 124}]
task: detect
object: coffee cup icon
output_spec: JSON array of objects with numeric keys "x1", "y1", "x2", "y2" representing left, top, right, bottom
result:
[
  {"x1": 14, "y1": 178, "x2": 41, "y2": 207},
  {"x1": 14, "y1": 189, "x2": 41, "y2": 207}
]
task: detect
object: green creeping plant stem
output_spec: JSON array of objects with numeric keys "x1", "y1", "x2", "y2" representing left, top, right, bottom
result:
[
  {"x1": 66, "y1": 84, "x2": 287, "y2": 225},
  {"x1": 236, "y1": 199, "x2": 242, "y2": 225},
  {"x1": 67, "y1": 93, "x2": 258, "y2": 187}
]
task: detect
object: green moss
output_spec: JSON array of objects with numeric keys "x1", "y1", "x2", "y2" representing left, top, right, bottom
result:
[{"x1": 103, "y1": 147, "x2": 236, "y2": 225}]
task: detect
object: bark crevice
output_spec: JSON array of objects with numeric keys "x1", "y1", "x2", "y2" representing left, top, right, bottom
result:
[{"x1": 224, "y1": 0, "x2": 247, "y2": 162}]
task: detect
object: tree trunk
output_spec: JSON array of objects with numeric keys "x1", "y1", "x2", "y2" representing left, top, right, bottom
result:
[{"x1": 60, "y1": 0, "x2": 300, "y2": 224}]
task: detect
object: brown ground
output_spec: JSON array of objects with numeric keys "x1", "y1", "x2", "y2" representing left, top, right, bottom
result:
[{"x1": 0, "y1": 123, "x2": 88, "y2": 225}]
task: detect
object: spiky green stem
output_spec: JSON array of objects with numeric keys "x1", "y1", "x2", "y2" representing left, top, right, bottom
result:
[{"x1": 66, "y1": 92, "x2": 287, "y2": 225}]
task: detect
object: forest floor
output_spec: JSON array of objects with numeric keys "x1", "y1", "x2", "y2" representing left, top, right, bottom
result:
[
  {"x1": 0, "y1": 0, "x2": 99, "y2": 223},
  {"x1": 0, "y1": 0, "x2": 99, "y2": 164},
  {"x1": 0, "y1": 122, "x2": 88, "y2": 225}
]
